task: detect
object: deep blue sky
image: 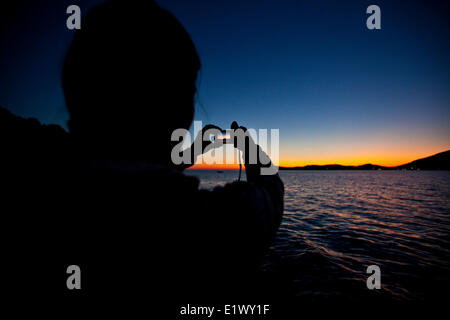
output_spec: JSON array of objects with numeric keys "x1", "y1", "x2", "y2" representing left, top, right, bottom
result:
[{"x1": 1, "y1": 0, "x2": 449, "y2": 165}]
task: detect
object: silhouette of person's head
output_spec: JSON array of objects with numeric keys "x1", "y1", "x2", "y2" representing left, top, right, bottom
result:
[{"x1": 62, "y1": 0, "x2": 200, "y2": 163}]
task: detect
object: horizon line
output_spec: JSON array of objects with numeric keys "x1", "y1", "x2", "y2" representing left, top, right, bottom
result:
[{"x1": 188, "y1": 149, "x2": 449, "y2": 170}]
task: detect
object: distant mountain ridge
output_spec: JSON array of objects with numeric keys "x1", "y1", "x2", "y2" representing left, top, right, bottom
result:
[
  {"x1": 395, "y1": 150, "x2": 450, "y2": 170},
  {"x1": 280, "y1": 150, "x2": 450, "y2": 170}
]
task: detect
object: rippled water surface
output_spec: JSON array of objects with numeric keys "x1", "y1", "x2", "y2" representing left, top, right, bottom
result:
[{"x1": 186, "y1": 170, "x2": 450, "y2": 301}]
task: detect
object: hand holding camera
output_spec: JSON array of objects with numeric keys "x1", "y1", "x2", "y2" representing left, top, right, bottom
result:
[{"x1": 180, "y1": 121, "x2": 273, "y2": 177}]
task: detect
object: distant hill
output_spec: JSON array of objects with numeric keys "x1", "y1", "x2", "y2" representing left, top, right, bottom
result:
[
  {"x1": 394, "y1": 150, "x2": 450, "y2": 170},
  {"x1": 280, "y1": 151, "x2": 450, "y2": 171}
]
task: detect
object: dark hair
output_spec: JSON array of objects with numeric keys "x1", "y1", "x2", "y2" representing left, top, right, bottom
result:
[{"x1": 62, "y1": 0, "x2": 200, "y2": 160}]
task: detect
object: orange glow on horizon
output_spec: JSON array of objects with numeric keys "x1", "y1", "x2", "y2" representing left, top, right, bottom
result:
[
  {"x1": 190, "y1": 163, "x2": 241, "y2": 170},
  {"x1": 278, "y1": 152, "x2": 445, "y2": 167},
  {"x1": 278, "y1": 143, "x2": 450, "y2": 168},
  {"x1": 188, "y1": 152, "x2": 446, "y2": 169},
  {"x1": 186, "y1": 143, "x2": 450, "y2": 169}
]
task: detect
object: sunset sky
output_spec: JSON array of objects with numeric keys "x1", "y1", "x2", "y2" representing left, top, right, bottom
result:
[{"x1": 1, "y1": 0, "x2": 449, "y2": 167}]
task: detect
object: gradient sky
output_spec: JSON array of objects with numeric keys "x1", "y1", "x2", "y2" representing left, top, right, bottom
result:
[{"x1": 1, "y1": 0, "x2": 449, "y2": 167}]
